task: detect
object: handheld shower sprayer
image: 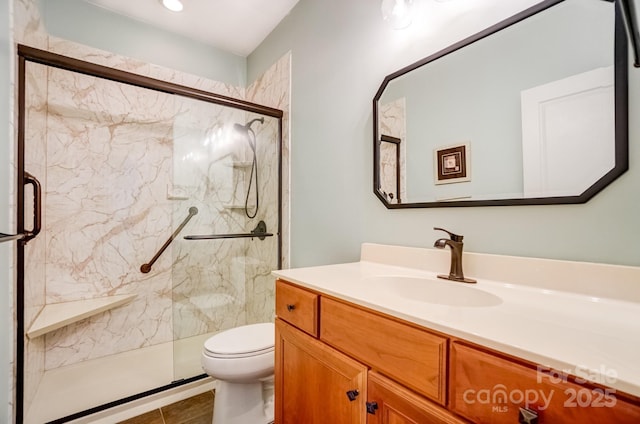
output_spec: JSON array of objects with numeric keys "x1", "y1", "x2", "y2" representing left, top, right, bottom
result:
[{"x1": 234, "y1": 117, "x2": 264, "y2": 219}]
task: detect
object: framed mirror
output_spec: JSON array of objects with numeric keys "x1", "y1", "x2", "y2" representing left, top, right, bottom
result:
[{"x1": 373, "y1": 0, "x2": 629, "y2": 208}]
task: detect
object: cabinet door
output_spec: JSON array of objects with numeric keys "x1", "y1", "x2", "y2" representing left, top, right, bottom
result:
[
  {"x1": 367, "y1": 372, "x2": 468, "y2": 424},
  {"x1": 275, "y1": 319, "x2": 367, "y2": 424}
]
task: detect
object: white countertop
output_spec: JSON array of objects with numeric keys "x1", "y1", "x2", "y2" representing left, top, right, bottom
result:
[{"x1": 273, "y1": 244, "x2": 640, "y2": 398}]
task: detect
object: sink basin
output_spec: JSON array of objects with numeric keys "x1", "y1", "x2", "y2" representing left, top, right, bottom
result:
[{"x1": 362, "y1": 275, "x2": 502, "y2": 307}]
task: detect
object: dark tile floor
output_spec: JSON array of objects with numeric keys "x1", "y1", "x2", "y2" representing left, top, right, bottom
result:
[{"x1": 118, "y1": 391, "x2": 214, "y2": 424}]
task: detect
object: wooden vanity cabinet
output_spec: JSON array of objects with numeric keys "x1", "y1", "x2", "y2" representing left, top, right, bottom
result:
[
  {"x1": 275, "y1": 279, "x2": 640, "y2": 424},
  {"x1": 275, "y1": 318, "x2": 367, "y2": 424},
  {"x1": 450, "y1": 341, "x2": 640, "y2": 423},
  {"x1": 275, "y1": 279, "x2": 454, "y2": 424}
]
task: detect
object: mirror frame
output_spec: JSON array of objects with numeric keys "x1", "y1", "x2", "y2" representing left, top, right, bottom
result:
[{"x1": 373, "y1": 0, "x2": 629, "y2": 208}]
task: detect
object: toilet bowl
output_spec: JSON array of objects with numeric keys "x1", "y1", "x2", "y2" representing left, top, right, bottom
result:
[{"x1": 201, "y1": 322, "x2": 275, "y2": 424}]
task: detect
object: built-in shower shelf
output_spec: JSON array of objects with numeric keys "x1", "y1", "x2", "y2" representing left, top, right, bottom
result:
[
  {"x1": 226, "y1": 161, "x2": 253, "y2": 169},
  {"x1": 166, "y1": 184, "x2": 190, "y2": 200},
  {"x1": 223, "y1": 203, "x2": 256, "y2": 210},
  {"x1": 27, "y1": 294, "x2": 137, "y2": 339}
]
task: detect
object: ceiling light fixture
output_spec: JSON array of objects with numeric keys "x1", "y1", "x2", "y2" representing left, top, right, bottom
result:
[
  {"x1": 162, "y1": 0, "x2": 184, "y2": 12},
  {"x1": 381, "y1": 0, "x2": 413, "y2": 30}
]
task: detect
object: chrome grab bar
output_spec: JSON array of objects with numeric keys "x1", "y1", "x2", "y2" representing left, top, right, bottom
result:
[{"x1": 140, "y1": 206, "x2": 198, "y2": 274}]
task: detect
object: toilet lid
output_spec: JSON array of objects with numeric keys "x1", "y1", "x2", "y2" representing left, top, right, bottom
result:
[{"x1": 204, "y1": 322, "x2": 274, "y2": 357}]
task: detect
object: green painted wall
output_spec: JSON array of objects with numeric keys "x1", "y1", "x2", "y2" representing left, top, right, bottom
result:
[
  {"x1": 248, "y1": 0, "x2": 640, "y2": 268},
  {"x1": 39, "y1": 0, "x2": 247, "y2": 87}
]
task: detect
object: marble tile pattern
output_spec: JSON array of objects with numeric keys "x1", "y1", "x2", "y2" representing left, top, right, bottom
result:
[
  {"x1": 48, "y1": 37, "x2": 244, "y2": 101},
  {"x1": 13, "y1": 0, "x2": 49, "y2": 416},
  {"x1": 169, "y1": 111, "x2": 281, "y2": 369},
  {"x1": 35, "y1": 67, "x2": 283, "y2": 369},
  {"x1": 7, "y1": 6, "x2": 18, "y2": 420},
  {"x1": 244, "y1": 53, "x2": 292, "y2": 326},
  {"x1": 379, "y1": 98, "x2": 407, "y2": 204},
  {"x1": 22, "y1": 62, "x2": 48, "y2": 412},
  {"x1": 15, "y1": 0, "x2": 290, "y2": 413},
  {"x1": 170, "y1": 97, "x2": 251, "y2": 341},
  {"x1": 246, "y1": 52, "x2": 291, "y2": 271},
  {"x1": 239, "y1": 115, "x2": 280, "y2": 326},
  {"x1": 22, "y1": 48, "x2": 287, "y2": 369},
  {"x1": 14, "y1": 0, "x2": 48, "y2": 48},
  {"x1": 41, "y1": 66, "x2": 176, "y2": 369}
]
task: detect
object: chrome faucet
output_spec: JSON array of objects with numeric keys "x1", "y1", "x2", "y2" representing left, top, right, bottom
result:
[{"x1": 433, "y1": 227, "x2": 476, "y2": 284}]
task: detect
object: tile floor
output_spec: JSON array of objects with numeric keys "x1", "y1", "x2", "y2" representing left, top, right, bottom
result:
[{"x1": 118, "y1": 391, "x2": 214, "y2": 424}]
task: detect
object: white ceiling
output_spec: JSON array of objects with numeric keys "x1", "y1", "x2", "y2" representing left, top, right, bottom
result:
[{"x1": 84, "y1": 0, "x2": 300, "y2": 57}]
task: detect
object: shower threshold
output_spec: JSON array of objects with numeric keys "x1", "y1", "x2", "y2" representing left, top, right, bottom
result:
[{"x1": 25, "y1": 334, "x2": 215, "y2": 424}]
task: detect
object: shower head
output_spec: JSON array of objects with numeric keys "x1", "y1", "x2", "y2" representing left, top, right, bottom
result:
[
  {"x1": 244, "y1": 117, "x2": 265, "y2": 130},
  {"x1": 233, "y1": 117, "x2": 264, "y2": 134}
]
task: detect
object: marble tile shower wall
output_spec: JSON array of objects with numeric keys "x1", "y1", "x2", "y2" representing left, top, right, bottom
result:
[
  {"x1": 14, "y1": 0, "x2": 49, "y2": 415},
  {"x1": 246, "y1": 52, "x2": 291, "y2": 323},
  {"x1": 22, "y1": 63, "x2": 48, "y2": 416},
  {"x1": 170, "y1": 99, "x2": 279, "y2": 340},
  {"x1": 24, "y1": 59, "x2": 282, "y2": 365},
  {"x1": 14, "y1": 0, "x2": 291, "y2": 414},
  {"x1": 39, "y1": 66, "x2": 175, "y2": 368}
]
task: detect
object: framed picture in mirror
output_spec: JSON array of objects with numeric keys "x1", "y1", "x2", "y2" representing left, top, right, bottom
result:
[{"x1": 434, "y1": 142, "x2": 470, "y2": 185}]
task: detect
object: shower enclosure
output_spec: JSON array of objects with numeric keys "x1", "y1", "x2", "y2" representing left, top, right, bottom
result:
[{"x1": 16, "y1": 45, "x2": 283, "y2": 423}]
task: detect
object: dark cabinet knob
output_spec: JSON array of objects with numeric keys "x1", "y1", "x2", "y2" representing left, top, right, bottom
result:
[
  {"x1": 286, "y1": 304, "x2": 295, "y2": 311},
  {"x1": 366, "y1": 401, "x2": 379, "y2": 414},
  {"x1": 518, "y1": 407, "x2": 539, "y2": 424},
  {"x1": 346, "y1": 390, "x2": 359, "y2": 401}
]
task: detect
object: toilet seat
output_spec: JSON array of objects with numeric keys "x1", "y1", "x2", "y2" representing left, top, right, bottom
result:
[{"x1": 204, "y1": 322, "x2": 274, "y2": 359}]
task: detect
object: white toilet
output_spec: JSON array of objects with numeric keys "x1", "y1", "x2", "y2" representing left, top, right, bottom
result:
[{"x1": 201, "y1": 322, "x2": 275, "y2": 424}]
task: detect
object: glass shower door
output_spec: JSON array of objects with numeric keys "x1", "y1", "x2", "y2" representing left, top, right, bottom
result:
[
  {"x1": 169, "y1": 99, "x2": 281, "y2": 379},
  {"x1": 18, "y1": 45, "x2": 282, "y2": 423}
]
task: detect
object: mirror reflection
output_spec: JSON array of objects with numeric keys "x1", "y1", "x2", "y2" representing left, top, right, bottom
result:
[{"x1": 374, "y1": 0, "x2": 627, "y2": 207}]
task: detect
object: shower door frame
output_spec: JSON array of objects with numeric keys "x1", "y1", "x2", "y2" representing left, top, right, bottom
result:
[{"x1": 15, "y1": 44, "x2": 284, "y2": 424}]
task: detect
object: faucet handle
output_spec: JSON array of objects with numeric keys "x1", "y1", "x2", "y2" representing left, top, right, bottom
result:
[{"x1": 433, "y1": 227, "x2": 464, "y2": 242}]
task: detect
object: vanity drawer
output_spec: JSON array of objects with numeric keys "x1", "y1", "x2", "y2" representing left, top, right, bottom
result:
[
  {"x1": 320, "y1": 297, "x2": 448, "y2": 404},
  {"x1": 450, "y1": 342, "x2": 640, "y2": 423},
  {"x1": 275, "y1": 280, "x2": 319, "y2": 337}
]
